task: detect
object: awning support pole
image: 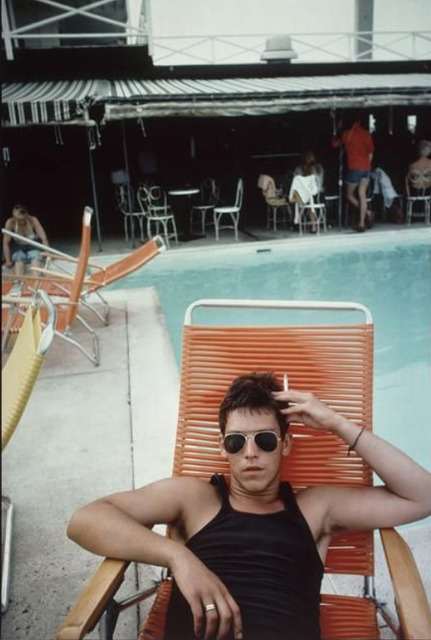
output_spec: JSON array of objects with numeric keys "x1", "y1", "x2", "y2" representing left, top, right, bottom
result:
[
  {"x1": 88, "y1": 141, "x2": 103, "y2": 252},
  {"x1": 337, "y1": 146, "x2": 344, "y2": 230},
  {"x1": 2, "y1": 0, "x2": 14, "y2": 60},
  {"x1": 121, "y1": 121, "x2": 136, "y2": 248}
]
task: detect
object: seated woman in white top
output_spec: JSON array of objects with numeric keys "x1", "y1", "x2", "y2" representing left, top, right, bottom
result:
[
  {"x1": 293, "y1": 150, "x2": 325, "y2": 233},
  {"x1": 294, "y1": 150, "x2": 324, "y2": 192}
]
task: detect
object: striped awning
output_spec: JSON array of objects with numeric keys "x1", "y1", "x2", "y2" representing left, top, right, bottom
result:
[
  {"x1": 2, "y1": 80, "x2": 102, "y2": 127},
  {"x1": 101, "y1": 73, "x2": 431, "y2": 119},
  {"x1": 2, "y1": 73, "x2": 430, "y2": 125}
]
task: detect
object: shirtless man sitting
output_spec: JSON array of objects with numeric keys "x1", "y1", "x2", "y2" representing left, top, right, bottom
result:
[{"x1": 67, "y1": 373, "x2": 431, "y2": 640}]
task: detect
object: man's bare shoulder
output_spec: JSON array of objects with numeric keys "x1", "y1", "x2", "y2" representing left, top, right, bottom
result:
[
  {"x1": 134, "y1": 476, "x2": 218, "y2": 515},
  {"x1": 141, "y1": 476, "x2": 215, "y2": 494},
  {"x1": 4, "y1": 218, "x2": 14, "y2": 229}
]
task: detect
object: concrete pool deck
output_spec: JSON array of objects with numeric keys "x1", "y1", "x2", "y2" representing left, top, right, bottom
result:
[{"x1": 2, "y1": 228, "x2": 431, "y2": 639}]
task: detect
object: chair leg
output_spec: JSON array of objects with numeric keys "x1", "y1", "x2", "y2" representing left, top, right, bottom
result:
[
  {"x1": 171, "y1": 218, "x2": 179, "y2": 245},
  {"x1": 124, "y1": 217, "x2": 128, "y2": 242},
  {"x1": 214, "y1": 213, "x2": 219, "y2": 241},
  {"x1": 161, "y1": 220, "x2": 171, "y2": 249},
  {"x1": 233, "y1": 213, "x2": 239, "y2": 241},
  {"x1": 1, "y1": 495, "x2": 13, "y2": 613},
  {"x1": 298, "y1": 207, "x2": 303, "y2": 236},
  {"x1": 138, "y1": 217, "x2": 145, "y2": 242},
  {"x1": 62, "y1": 316, "x2": 100, "y2": 366},
  {"x1": 201, "y1": 210, "x2": 206, "y2": 236}
]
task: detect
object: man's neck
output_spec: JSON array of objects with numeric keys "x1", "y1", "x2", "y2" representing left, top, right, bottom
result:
[{"x1": 228, "y1": 477, "x2": 284, "y2": 514}]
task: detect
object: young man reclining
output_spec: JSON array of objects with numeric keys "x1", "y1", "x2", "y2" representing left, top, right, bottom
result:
[{"x1": 67, "y1": 373, "x2": 431, "y2": 640}]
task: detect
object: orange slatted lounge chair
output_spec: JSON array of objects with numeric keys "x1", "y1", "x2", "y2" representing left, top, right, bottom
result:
[
  {"x1": 2, "y1": 290, "x2": 57, "y2": 612},
  {"x1": 1, "y1": 231, "x2": 165, "y2": 325},
  {"x1": 55, "y1": 299, "x2": 431, "y2": 640},
  {"x1": 2, "y1": 208, "x2": 100, "y2": 366}
]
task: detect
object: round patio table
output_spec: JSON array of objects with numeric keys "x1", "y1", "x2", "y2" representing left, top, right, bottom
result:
[{"x1": 168, "y1": 188, "x2": 201, "y2": 241}]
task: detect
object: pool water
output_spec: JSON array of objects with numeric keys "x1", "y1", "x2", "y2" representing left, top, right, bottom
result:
[{"x1": 108, "y1": 231, "x2": 430, "y2": 473}]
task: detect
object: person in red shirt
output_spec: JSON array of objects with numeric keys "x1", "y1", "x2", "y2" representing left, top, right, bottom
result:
[{"x1": 332, "y1": 113, "x2": 374, "y2": 232}]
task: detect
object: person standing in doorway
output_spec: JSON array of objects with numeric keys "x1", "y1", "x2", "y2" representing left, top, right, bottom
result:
[{"x1": 332, "y1": 113, "x2": 374, "y2": 232}]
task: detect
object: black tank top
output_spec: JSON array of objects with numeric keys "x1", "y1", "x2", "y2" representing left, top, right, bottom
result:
[{"x1": 164, "y1": 474, "x2": 323, "y2": 640}]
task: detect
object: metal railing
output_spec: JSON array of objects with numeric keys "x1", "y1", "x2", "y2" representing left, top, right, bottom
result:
[
  {"x1": 150, "y1": 31, "x2": 430, "y2": 66},
  {"x1": 1, "y1": 0, "x2": 149, "y2": 60}
]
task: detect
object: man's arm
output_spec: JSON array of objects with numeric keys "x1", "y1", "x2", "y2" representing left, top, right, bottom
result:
[
  {"x1": 273, "y1": 390, "x2": 431, "y2": 535},
  {"x1": 3, "y1": 221, "x2": 13, "y2": 266},
  {"x1": 368, "y1": 133, "x2": 375, "y2": 166},
  {"x1": 331, "y1": 120, "x2": 344, "y2": 149},
  {"x1": 68, "y1": 477, "x2": 243, "y2": 640},
  {"x1": 31, "y1": 216, "x2": 49, "y2": 245}
]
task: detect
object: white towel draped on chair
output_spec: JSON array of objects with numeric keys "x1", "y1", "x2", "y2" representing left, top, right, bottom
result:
[
  {"x1": 289, "y1": 175, "x2": 319, "y2": 224},
  {"x1": 372, "y1": 168, "x2": 399, "y2": 209}
]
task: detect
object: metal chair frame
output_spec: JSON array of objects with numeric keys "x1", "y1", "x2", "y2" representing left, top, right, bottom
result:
[
  {"x1": 405, "y1": 170, "x2": 431, "y2": 225},
  {"x1": 2, "y1": 209, "x2": 100, "y2": 366},
  {"x1": 189, "y1": 178, "x2": 219, "y2": 235},
  {"x1": 137, "y1": 186, "x2": 178, "y2": 249},
  {"x1": 115, "y1": 184, "x2": 146, "y2": 244},
  {"x1": 294, "y1": 191, "x2": 327, "y2": 235},
  {"x1": 213, "y1": 178, "x2": 243, "y2": 241}
]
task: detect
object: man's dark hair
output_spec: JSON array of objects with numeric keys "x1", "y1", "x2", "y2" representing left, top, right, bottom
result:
[
  {"x1": 351, "y1": 111, "x2": 365, "y2": 127},
  {"x1": 218, "y1": 372, "x2": 289, "y2": 436}
]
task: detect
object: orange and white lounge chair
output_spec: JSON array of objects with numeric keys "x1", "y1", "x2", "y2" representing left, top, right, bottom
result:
[
  {"x1": 1, "y1": 231, "x2": 165, "y2": 325},
  {"x1": 2, "y1": 290, "x2": 57, "y2": 612},
  {"x1": 2, "y1": 208, "x2": 100, "y2": 366},
  {"x1": 55, "y1": 299, "x2": 431, "y2": 640}
]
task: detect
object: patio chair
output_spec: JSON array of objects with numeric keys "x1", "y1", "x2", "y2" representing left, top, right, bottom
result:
[
  {"x1": 189, "y1": 178, "x2": 219, "y2": 235},
  {"x1": 257, "y1": 173, "x2": 290, "y2": 231},
  {"x1": 2, "y1": 234, "x2": 166, "y2": 326},
  {"x1": 114, "y1": 183, "x2": 146, "y2": 244},
  {"x1": 2, "y1": 290, "x2": 57, "y2": 612},
  {"x1": 213, "y1": 178, "x2": 243, "y2": 241},
  {"x1": 56, "y1": 299, "x2": 431, "y2": 640},
  {"x1": 2, "y1": 207, "x2": 100, "y2": 366},
  {"x1": 137, "y1": 186, "x2": 178, "y2": 249},
  {"x1": 289, "y1": 174, "x2": 327, "y2": 235},
  {"x1": 405, "y1": 169, "x2": 431, "y2": 225}
]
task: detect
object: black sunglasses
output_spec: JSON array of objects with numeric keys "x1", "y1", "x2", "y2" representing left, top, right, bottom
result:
[{"x1": 223, "y1": 430, "x2": 282, "y2": 455}]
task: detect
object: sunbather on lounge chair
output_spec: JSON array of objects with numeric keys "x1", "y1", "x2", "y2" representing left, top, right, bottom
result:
[{"x1": 67, "y1": 372, "x2": 431, "y2": 640}]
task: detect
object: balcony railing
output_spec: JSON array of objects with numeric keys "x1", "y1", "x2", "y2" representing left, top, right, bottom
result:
[
  {"x1": 1, "y1": 0, "x2": 149, "y2": 60},
  {"x1": 149, "y1": 31, "x2": 430, "y2": 66}
]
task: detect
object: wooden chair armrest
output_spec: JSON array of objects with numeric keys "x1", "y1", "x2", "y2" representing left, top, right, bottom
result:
[
  {"x1": 380, "y1": 528, "x2": 431, "y2": 640},
  {"x1": 55, "y1": 559, "x2": 129, "y2": 640}
]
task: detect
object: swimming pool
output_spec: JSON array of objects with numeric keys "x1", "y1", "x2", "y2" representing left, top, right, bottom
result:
[{"x1": 108, "y1": 229, "x2": 430, "y2": 473}]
